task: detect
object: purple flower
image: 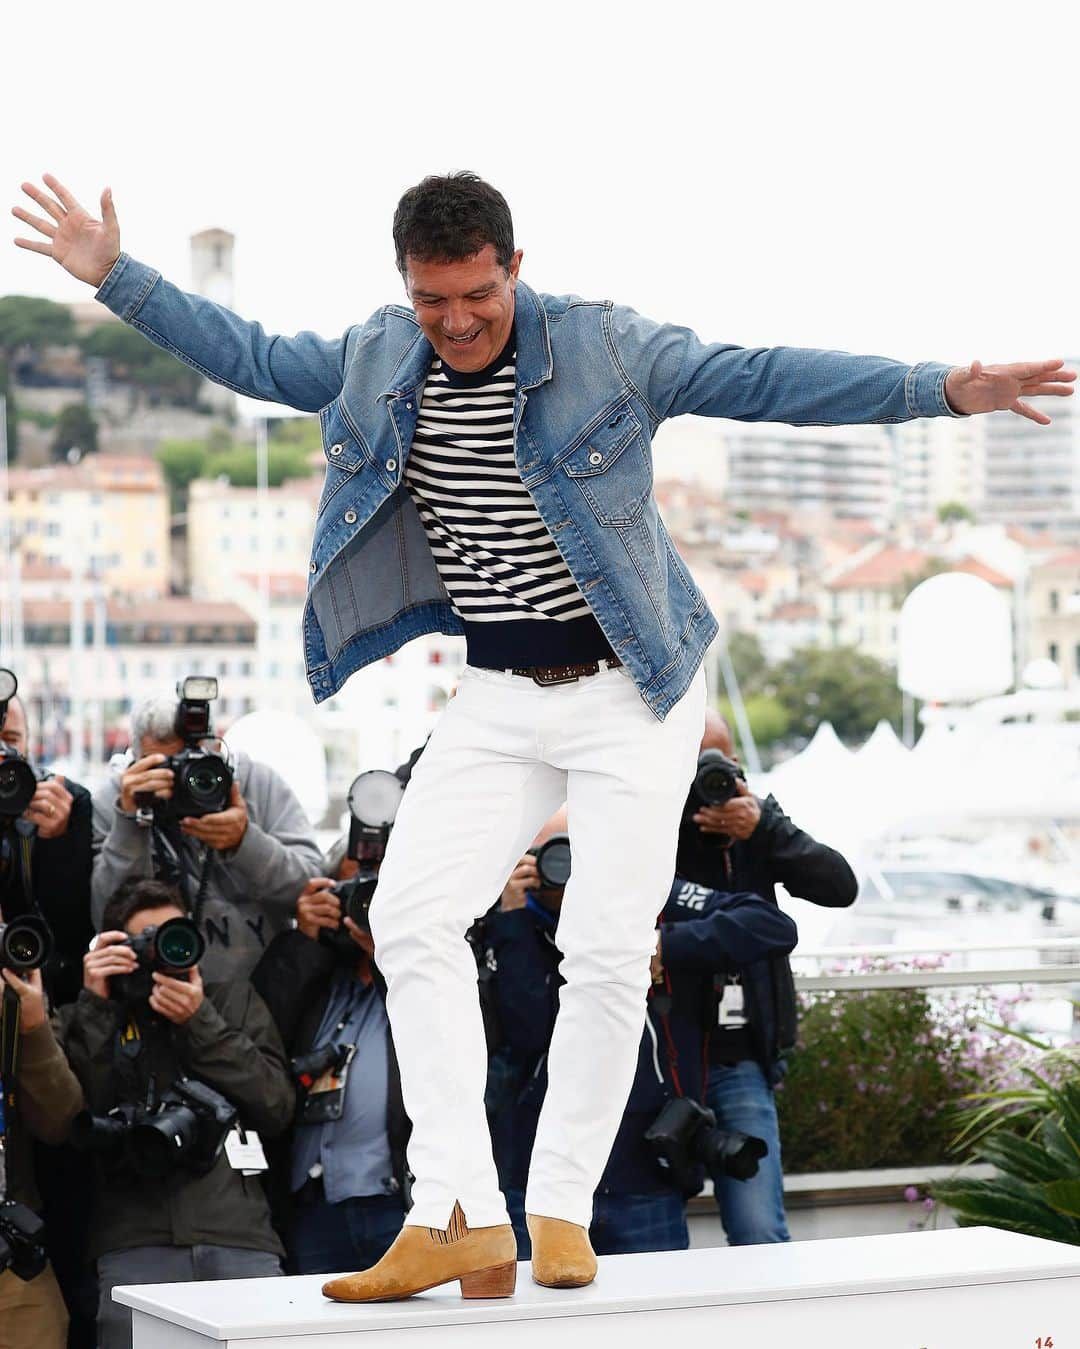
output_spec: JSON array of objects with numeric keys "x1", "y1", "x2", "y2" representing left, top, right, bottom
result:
[
  {"x1": 904, "y1": 1186, "x2": 919, "y2": 1203},
  {"x1": 923, "y1": 1197, "x2": 936, "y2": 1211}
]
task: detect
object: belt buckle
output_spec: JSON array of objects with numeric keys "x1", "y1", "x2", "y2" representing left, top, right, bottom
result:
[{"x1": 531, "y1": 666, "x2": 583, "y2": 686}]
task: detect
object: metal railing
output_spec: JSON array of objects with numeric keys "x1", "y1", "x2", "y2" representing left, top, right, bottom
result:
[{"x1": 791, "y1": 938, "x2": 1080, "y2": 993}]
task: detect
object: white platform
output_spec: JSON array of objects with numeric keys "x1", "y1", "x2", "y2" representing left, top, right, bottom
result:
[{"x1": 116, "y1": 1227, "x2": 1080, "y2": 1349}]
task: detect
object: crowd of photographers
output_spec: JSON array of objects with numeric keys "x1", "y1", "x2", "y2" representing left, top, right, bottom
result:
[{"x1": 0, "y1": 669, "x2": 856, "y2": 1349}]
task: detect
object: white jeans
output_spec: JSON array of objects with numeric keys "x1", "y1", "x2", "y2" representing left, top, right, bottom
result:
[{"x1": 368, "y1": 660, "x2": 707, "y2": 1230}]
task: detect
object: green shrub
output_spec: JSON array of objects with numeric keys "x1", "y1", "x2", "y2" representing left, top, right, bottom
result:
[{"x1": 776, "y1": 961, "x2": 1024, "y2": 1172}]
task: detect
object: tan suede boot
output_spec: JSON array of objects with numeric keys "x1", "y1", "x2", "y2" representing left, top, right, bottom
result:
[
  {"x1": 322, "y1": 1203, "x2": 518, "y2": 1302},
  {"x1": 526, "y1": 1214, "x2": 598, "y2": 1288}
]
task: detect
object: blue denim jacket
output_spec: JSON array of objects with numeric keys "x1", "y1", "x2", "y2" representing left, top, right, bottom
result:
[{"x1": 95, "y1": 255, "x2": 958, "y2": 720}]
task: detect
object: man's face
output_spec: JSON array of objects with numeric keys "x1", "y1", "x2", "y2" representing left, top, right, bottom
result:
[
  {"x1": 1, "y1": 697, "x2": 28, "y2": 758},
  {"x1": 405, "y1": 244, "x2": 522, "y2": 374},
  {"x1": 140, "y1": 733, "x2": 184, "y2": 760}
]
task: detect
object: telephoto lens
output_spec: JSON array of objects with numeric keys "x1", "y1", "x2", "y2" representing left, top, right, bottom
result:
[
  {"x1": 532, "y1": 832, "x2": 572, "y2": 888},
  {"x1": 0, "y1": 751, "x2": 37, "y2": 820},
  {"x1": 0, "y1": 914, "x2": 54, "y2": 972}
]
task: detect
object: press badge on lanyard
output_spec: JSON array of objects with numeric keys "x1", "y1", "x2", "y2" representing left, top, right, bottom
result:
[
  {"x1": 301, "y1": 1044, "x2": 357, "y2": 1125},
  {"x1": 718, "y1": 975, "x2": 748, "y2": 1028}
]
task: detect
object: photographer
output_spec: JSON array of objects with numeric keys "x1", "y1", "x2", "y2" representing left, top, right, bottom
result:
[
  {"x1": 485, "y1": 815, "x2": 797, "y2": 1256},
  {"x1": 0, "y1": 953, "x2": 83, "y2": 1349},
  {"x1": 55, "y1": 879, "x2": 293, "y2": 1349},
  {"x1": 675, "y1": 710, "x2": 857, "y2": 1245},
  {"x1": 1, "y1": 673, "x2": 94, "y2": 1008},
  {"x1": 251, "y1": 767, "x2": 412, "y2": 1274},
  {"x1": 91, "y1": 690, "x2": 323, "y2": 982}
]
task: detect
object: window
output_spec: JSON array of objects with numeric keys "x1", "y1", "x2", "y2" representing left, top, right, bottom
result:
[
  {"x1": 143, "y1": 551, "x2": 156, "y2": 567},
  {"x1": 1049, "y1": 642, "x2": 1059, "y2": 663},
  {"x1": 240, "y1": 661, "x2": 253, "y2": 677},
  {"x1": 1050, "y1": 589, "x2": 1060, "y2": 613},
  {"x1": 218, "y1": 661, "x2": 228, "y2": 676},
  {"x1": 1075, "y1": 644, "x2": 1080, "y2": 677},
  {"x1": 141, "y1": 661, "x2": 154, "y2": 677}
]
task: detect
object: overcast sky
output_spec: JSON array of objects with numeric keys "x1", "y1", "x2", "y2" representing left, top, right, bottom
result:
[{"x1": 3, "y1": 0, "x2": 1078, "y2": 376}]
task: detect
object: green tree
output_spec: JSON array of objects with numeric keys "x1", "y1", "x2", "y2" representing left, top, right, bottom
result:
[
  {"x1": 0, "y1": 357, "x2": 16, "y2": 459},
  {"x1": 269, "y1": 416, "x2": 322, "y2": 456},
  {"x1": 51, "y1": 402, "x2": 98, "y2": 459},
  {"x1": 723, "y1": 630, "x2": 769, "y2": 696},
  {"x1": 771, "y1": 644, "x2": 901, "y2": 743},
  {"x1": 938, "y1": 500, "x2": 976, "y2": 524},
  {"x1": 157, "y1": 439, "x2": 210, "y2": 500},
  {"x1": 0, "y1": 295, "x2": 74, "y2": 352},
  {"x1": 204, "y1": 442, "x2": 313, "y2": 487},
  {"x1": 81, "y1": 323, "x2": 202, "y2": 405},
  {"x1": 718, "y1": 694, "x2": 789, "y2": 750}
]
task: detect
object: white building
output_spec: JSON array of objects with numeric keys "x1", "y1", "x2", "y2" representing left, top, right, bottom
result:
[
  {"x1": 721, "y1": 422, "x2": 894, "y2": 519},
  {"x1": 980, "y1": 364, "x2": 1080, "y2": 532},
  {"x1": 890, "y1": 416, "x2": 984, "y2": 520}
]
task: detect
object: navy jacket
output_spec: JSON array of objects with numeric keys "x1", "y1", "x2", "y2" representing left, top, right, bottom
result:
[
  {"x1": 675, "y1": 792, "x2": 856, "y2": 1073},
  {"x1": 484, "y1": 880, "x2": 796, "y2": 1198}
]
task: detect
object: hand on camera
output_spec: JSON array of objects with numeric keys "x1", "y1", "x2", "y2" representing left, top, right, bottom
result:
[
  {"x1": 500, "y1": 856, "x2": 540, "y2": 911},
  {"x1": 296, "y1": 877, "x2": 341, "y2": 939},
  {"x1": 120, "y1": 753, "x2": 174, "y2": 814},
  {"x1": 83, "y1": 930, "x2": 138, "y2": 1000},
  {"x1": 23, "y1": 774, "x2": 73, "y2": 839},
  {"x1": 180, "y1": 782, "x2": 248, "y2": 851},
  {"x1": 149, "y1": 965, "x2": 204, "y2": 1024},
  {"x1": 1, "y1": 966, "x2": 47, "y2": 1033},
  {"x1": 693, "y1": 780, "x2": 762, "y2": 841}
]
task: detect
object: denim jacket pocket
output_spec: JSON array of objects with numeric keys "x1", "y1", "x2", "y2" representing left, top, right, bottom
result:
[{"x1": 560, "y1": 404, "x2": 652, "y2": 527}]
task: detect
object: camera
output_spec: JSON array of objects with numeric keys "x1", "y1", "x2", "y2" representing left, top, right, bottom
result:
[
  {"x1": 136, "y1": 676, "x2": 234, "y2": 827},
  {"x1": 320, "y1": 770, "x2": 404, "y2": 959},
  {"x1": 693, "y1": 749, "x2": 746, "y2": 808},
  {"x1": 528, "y1": 832, "x2": 571, "y2": 889},
  {"x1": 110, "y1": 916, "x2": 205, "y2": 1004},
  {"x1": 291, "y1": 1041, "x2": 352, "y2": 1090},
  {"x1": 71, "y1": 1077, "x2": 236, "y2": 1179},
  {"x1": 0, "y1": 669, "x2": 36, "y2": 824},
  {"x1": 0, "y1": 914, "x2": 54, "y2": 973},
  {"x1": 0, "y1": 1200, "x2": 48, "y2": 1283},
  {"x1": 644, "y1": 1096, "x2": 766, "y2": 1193}
]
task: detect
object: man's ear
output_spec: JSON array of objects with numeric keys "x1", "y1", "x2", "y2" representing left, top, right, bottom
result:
[{"x1": 508, "y1": 249, "x2": 524, "y2": 286}]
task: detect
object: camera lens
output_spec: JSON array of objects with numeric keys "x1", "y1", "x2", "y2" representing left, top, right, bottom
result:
[
  {"x1": 130, "y1": 1105, "x2": 200, "y2": 1179},
  {"x1": 0, "y1": 916, "x2": 53, "y2": 972},
  {"x1": 0, "y1": 758, "x2": 37, "y2": 814},
  {"x1": 535, "y1": 835, "x2": 572, "y2": 888},
  {"x1": 154, "y1": 918, "x2": 205, "y2": 971},
  {"x1": 185, "y1": 764, "x2": 225, "y2": 802}
]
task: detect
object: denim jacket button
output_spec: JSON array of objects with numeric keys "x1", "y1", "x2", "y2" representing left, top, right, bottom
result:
[
  {"x1": 344, "y1": 510, "x2": 357, "y2": 524},
  {"x1": 386, "y1": 458, "x2": 397, "y2": 472},
  {"x1": 405, "y1": 402, "x2": 413, "y2": 411},
  {"x1": 329, "y1": 444, "x2": 344, "y2": 456},
  {"x1": 309, "y1": 561, "x2": 318, "y2": 573},
  {"x1": 588, "y1": 451, "x2": 603, "y2": 466}
]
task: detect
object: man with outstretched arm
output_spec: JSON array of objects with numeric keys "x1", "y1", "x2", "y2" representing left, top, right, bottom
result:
[{"x1": 12, "y1": 170, "x2": 1073, "y2": 1301}]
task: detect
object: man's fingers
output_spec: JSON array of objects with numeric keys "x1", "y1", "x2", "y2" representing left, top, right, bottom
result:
[
  {"x1": 1012, "y1": 399, "x2": 1052, "y2": 425},
  {"x1": 101, "y1": 187, "x2": 118, "y2": 231},
  {"x1": 1019, "y1": 381, "x2": 1075, "y2": 397},
  {"x1": 42, "y1": 173, "x2": 83, "y2": 214},
  {"x1": 11, "y1": 206, "x2": 56, "y2": 238},
  {"x1": 14, "y1": 237, "x2": 54, "y2": 256},
  {"x1": 21, "y1": 182, "x2": 64, "y2": 221}
]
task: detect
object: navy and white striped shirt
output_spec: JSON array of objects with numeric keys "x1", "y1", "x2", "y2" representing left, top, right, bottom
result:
[{"x1": 405, "y1": 332, "x2": 614, "y2": 669}]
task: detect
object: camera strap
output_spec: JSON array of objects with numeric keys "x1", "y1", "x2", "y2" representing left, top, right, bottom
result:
[
  {"x1": 0, "y1": 829, "x2": 35, "y2": 915},
  {"x1": 0, "y1": 984, "x2": 21, "y2": 1202},
  {"x1": 151, "y1": 825, "x2": 213, "y2": 926}
]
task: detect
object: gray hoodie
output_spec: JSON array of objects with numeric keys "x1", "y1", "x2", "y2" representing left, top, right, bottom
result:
[{"x1": 90, "y1": 749, "x2": 324, "y2": 982}]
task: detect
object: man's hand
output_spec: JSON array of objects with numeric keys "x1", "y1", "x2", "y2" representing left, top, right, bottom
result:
[
  {"x1": 23, "y1": 774, "x2": 73, "y2": 839},
  {"x1": 1, "y1": 966, "x2": 47, "y2": 1033},
  {"x1": 945, "y1": 359, "x2": 1076, "y2": 425},
  {"x1": 693, "y1": 779, "x2": 762, "y2": 841},
  {"x1": 180, "y1": 782, "x2": 248, "y2": 851},
  {"x1": 296, "y1": 877, "x2": 341, "y2": 940},
  {"x1": 83, "y1": 931, "x2": 137, "y2": 1000},
  {"x1": 650, "y1": 931, "x2": 664, "y2": 984},
  {"x1": 500, "y1": 856, "x2": 540, "y2": 911},
  {"x1": 12, "y1": 175, "x2": 121, "y2": 288},
  {"x1": 149, "y1": 965, "x2": 204, "y2": 1025},
  {"x1": 119, "y1": 753, "x2": 173, "y2": 815}
]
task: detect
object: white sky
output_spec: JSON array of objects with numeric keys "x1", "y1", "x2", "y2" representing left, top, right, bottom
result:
[{"x1": 3, "y1": 0, "x2": 1078, "y2": 371}]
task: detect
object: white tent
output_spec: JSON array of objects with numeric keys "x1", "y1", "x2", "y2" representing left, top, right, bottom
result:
[{"x1": 224, "y1": 710, "x2": 329, "y2": 828}]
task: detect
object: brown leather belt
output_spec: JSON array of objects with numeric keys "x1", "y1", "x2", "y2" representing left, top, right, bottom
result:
[{"x1": 508, "y1": 655, "x2": 622, "y2": 686}]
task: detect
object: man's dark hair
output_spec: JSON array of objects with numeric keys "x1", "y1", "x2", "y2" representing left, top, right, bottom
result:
[
  {"x1": 102, "y1": 878, "x2": 188, "y2": 933},
  {"x1": 393, "y1": 172, "x2": 515, "y2": 276}
]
